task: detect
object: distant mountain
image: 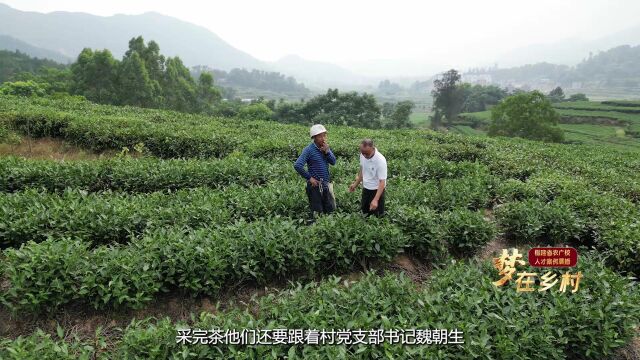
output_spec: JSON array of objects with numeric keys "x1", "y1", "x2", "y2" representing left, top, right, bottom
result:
[
  {"x1": 0, "y1": 48, "x2": 66, "y2": 83},
  {"x1": 0, "y1": 34, "x2": 71, "y2": 63},
  {"x1": 496, "y1": 24, "x2": 640, "y2": 67},
  {"x1": 0, "y1": 3, "x2": 263, "y2": 70},
  {"x1": 467, "y1": 45, "x2": 640, "y2": 90},
  {"x1": 0, "y1": 3, "x2": 377, "y2": 88},
  {"x1": 271, "y1": 55, "x2": 369, "y2": 89}
]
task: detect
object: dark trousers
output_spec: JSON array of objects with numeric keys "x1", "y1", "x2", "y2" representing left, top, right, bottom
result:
[
  {"x1": 306, "y1": 183, "x2": 335, "y2": 220},
  {"x1": 361, "y1": 188, "x2": 385, "y2": 217}
]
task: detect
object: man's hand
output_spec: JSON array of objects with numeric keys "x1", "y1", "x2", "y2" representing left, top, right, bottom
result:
[
  {"x1": 348, "y1": 182, "x2": 357, "y2": 193},
  {"x1": 309, "y1": 177, "x2": 320, "y2": 187},
  {"x1": 370, "y1": 199, "x2": 378, "y2": 211},
  {"x1": 319, "y1": 143, "x2": 330, "y2": 153}
]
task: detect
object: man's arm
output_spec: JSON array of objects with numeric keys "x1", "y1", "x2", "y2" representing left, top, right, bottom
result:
[
  {"x1": 293, "y1": 148, "x2": 311, "y2": 180},
  {"x1": 369, "y1": 179, "x2": 386, "y2": 210},
  {"x1": 325, "y1": 149, "x2": 336, "y2": 165},
  {"x1": 369, "y1": 159, "x2": 387, "y2": 210},
  {"x1": 349, "y1": 167, "x2": 363, "y2": 192}
]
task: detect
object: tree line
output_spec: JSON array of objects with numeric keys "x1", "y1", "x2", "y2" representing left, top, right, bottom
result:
[
  {"x1": 0, "y1": 42, "x2": 416, "y2": 129},
  {"x1": 192, "y1": 66, "x2": 310, "y2": 97},
  {"x1": 467, "y1": 45, "x2": 640, "y2": 88},
  {"x1": 430, "y1": 69, "x2": 573, "y2": 143},
  {"x1": 219, "y1": 89, "x2": 415, "y2": 129}
]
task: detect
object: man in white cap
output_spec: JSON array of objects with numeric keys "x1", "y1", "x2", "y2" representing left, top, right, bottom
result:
[
  {"x1": 294, "y1": 124, "x2": 336, "y2": 220},
  {"x1": 349, "y1": 139, "x2": 387, "y2": 217}
]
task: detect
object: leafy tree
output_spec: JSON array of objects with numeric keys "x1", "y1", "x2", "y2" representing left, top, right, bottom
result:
[
  {"x1": 488, "y1": 91, "x2": 564, "y2": 142},
  {"x1": 432, "y1": 69, "x2": 464, "y2": 127},
  {"x1": 162, "y1": 56, "x2": 196, "y2": 112},
  {"x1": 0, "y1": 50, "x2": 65, "y2": 83},
  {"x1": 301, "y1": 89, "x2": 382, "y2": 128},
  {"x1": 238, "y1": 103, "x2": 273, "y2": 120},
  {"x1": 273, "y1": 101, "x2": 304, "y2": 123},
  {"x1": 125, "y1": 37, "x2": 165, "y2": 86},
  {"x1": 196, "y1": 72, "x2": 222, "y2": 112},
  {"x1": 460, "y1": 84, "x2": 508, "y2": 113},
  {"x1": 430, "y1": 109, "x2": 443, "y2": 129},
  {"x1": 271, "y1": 89, "x2": 384, "y2": 128},
  {"x1": 71, "y1": 48, "x2": 119, "y2": 103},
  {"x1": 547, "y1": 86, "x2": 565, "y2": 103},
  {"x1": 118, "y1": 51, "x2": 157, "y2": 107},
  {"x1": 382, "y1": 101, "x2": 414, "y2": 129},
  {"x1": 378, "y1": 79, "x2": 403, "y2": 95},
  {"x1": 192, "y1": 66, "x2": 309, "y2": 96},
  {"x1": 12, "y1": 67, "x2": 72, "y2": 94},
  {"x1": 212, "y1": 100, "x2": 242, "y2": 117},
  {"x1": 568, "y1": 93, "x2": 589, "y2": 102},
  {"x1": 0, "y1": 80, "x2": 47, "y2": 97}
]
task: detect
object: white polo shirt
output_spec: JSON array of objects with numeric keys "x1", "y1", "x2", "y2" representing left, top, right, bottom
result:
[{"x1": 360, "y1": 149, "x2": 387, "y2": 190}]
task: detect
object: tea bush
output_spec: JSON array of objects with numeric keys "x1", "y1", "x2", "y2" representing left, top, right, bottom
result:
[
  {"x1": 0, "y1": 176, "x2": 496, "y2": 248},
  {"x1": 0, "y1": 209, "x2": 497, "y2": 313},
  {"x1": 3, "y1": 257, "x2": 637, "y2": 359}
]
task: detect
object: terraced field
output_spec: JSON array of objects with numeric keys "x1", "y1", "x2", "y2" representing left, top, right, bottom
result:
[
  {"x1": 458, "y1": 100, "x2": 640, "y2": 150},
  {"x1": 0, "y1": 95, "x2": 638, "y2": 359}
]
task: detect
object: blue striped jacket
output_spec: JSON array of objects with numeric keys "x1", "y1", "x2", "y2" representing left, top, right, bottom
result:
[{"x1": 293, "y1": 142, "x2": 336, "y2": 186}]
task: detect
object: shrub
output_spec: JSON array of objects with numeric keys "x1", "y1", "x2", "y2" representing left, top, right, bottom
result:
[
  {"x1": 488, "y1": 91, "x2": 564, "y2": 142},
  {"x1": 440, "y1": 208, "x2": 496, "y2": 256},
  {"x1": 21, "y1": 257, "x2": 636, "y2": 359},
  {"x1": 237, "y1": 103, "x2": 274, "y2": 121}
]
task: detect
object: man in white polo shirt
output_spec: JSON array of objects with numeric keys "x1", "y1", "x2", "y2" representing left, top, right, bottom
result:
[{"x1": 348, "y1": 139, "x2": 387, "y2": 216}]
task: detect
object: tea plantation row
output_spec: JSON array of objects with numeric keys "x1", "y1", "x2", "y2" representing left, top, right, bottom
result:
[
  {"x1": 0, "y1": 176, "x2": 495, "y2": 248},
  {"x1": 0, "y1": 156, "x2": 489, "y2": 193},
  {"x1": 2, "y1": 260, "x2": 638, "y2": 359},
  {"x1": 2, "y1": 96, "x2": 639, "y2": 203},
  {"x1": 494, "y1": 171, "x2": 640, "y2": 275},
  {"x1": 0, "y1": 208, "x2": 494, "y2": 313}
]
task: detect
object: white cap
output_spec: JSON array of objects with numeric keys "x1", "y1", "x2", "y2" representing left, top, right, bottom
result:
[{"x1": 310, "y1": 124, "x2": 327, "y2": 138}]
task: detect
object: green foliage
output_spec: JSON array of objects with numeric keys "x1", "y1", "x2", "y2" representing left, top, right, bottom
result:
[
  {"x1": 494, "y1": 176, "x2": 640, "y2": 275},
  {"x1": 274, "y1": 89, "x2": 383, "y2": 128},
  {"x1": 193, "y1": 67, "x2": 310, "y2": 97},
  {"x1": 488, "y1": 91, "x2": 565, "y2": 142},
  {"x1": 440, "y1": 209, "x2": 496, "y2": 256},
  {"x1": 5, "y1": 258, "x2": 638, "y2": 359},
  {"x1": 1, "y1": 94, "x2": 640, "y2": 358},
  {"x1": 0, "y1": 49, "x2": 66, "y2": 84},
  {"x1": 237, "y1": 102, "x2": 273, "y2": 121},
  {"x1": 431, "y1": 69, "x2": 464, "y2": 127},
  {"x1": 567, "y1": 93, "x2": 588, "y2": 102},
  {"x1": 382, "y1": 100, "x2": 414, "y2": 129},
  {"x1": 0, "y1": 175, "x2": 495, "y2": 248},
  {"x1": 547, "y1": 86, "x2": 565, "y2": 103},
  {"x1": 0, "y1": 156, "x2": 297, "y2": 192},
  {"x1": 460, "y1": 83, "x2": 508, "y2": 113},
  {"x1": 71, "y1": 48, "x2": 119, "y2": 103},
  {"x1": 68, "y1": 36, "x2": 221, "y2": 113},
  {"x1": 0, "y1": 80, "x2": 47, "y2": 97},
  {"x1": 118, "y1": 51, "x2": 159, "y2": 107},
  {"x1": 0, "y1": 329, "x2": 98, "y2": 360},
  {"x1": 0, "y1": 214, "x2": 412, "y2": 312}
]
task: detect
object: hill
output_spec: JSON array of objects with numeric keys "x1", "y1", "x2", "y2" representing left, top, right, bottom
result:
[
  {"x1": 0, "y1": 3, "x2": 371, "y2": 88},
  {"x1": 466, "y1": 45, "x2": 640, "y2": 98},
  {"x1": 0, "y1": 34, "x2": 71, "y2": 63},
  {"x1": 0, "y1": 49, "x2": 67, "y2": 83},
  {"x1": 0, "y1": 3, "x2": 263, "y2": 70},
  {"x1": 496, "y1": 23, "x2": 640, "y2": 67}
]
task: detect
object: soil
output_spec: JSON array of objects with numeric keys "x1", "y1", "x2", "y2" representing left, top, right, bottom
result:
[{"x1": 0, "y1": 136, "x2": 118, "y2": 160}]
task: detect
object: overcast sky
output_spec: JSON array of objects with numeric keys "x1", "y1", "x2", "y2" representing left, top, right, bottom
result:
[{"x1": 3, "y1": 0, "x2": 640, "y2": 74}]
